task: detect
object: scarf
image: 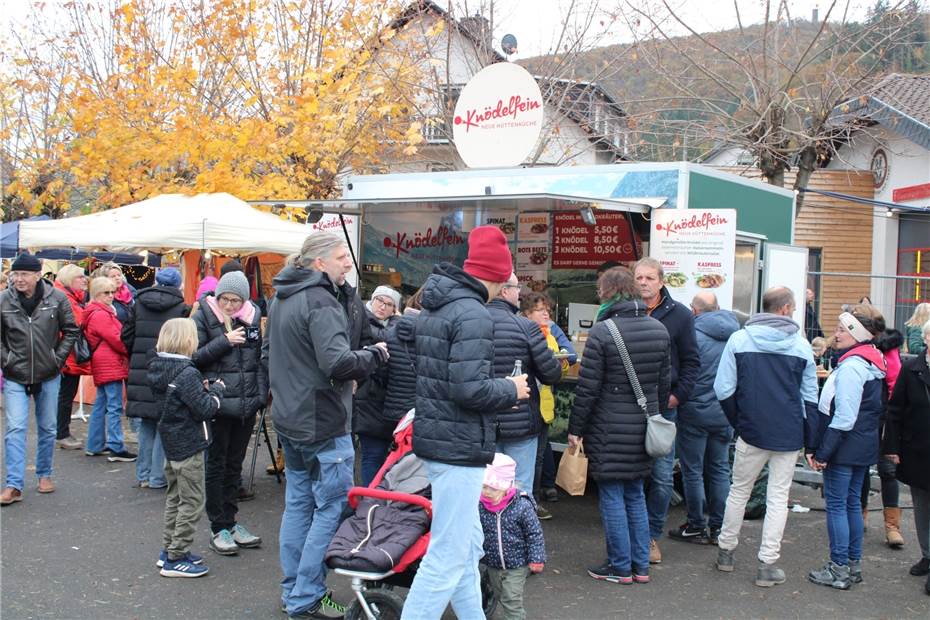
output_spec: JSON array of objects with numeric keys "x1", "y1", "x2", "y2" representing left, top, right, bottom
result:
[
  {"x1": 480, "y1": 487, "x2": 517, "y2": 513},
  {"x1": 114, "y1": 283, "x2": 133, "y2": 305},
  {"x1": 205, "y1": 294, "x2": 256, "y2": 328},
  {"x1": 596, "y1": 295, "x2": 625, "y2": 321}
]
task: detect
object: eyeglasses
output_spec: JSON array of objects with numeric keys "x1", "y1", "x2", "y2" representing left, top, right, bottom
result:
[
  {"x1": 372, "y1": 296, "x2": 395, "y2": 308},
  {"x1": 102, "y1": 290, "x2": 116, "y2": 295},
  {"x1": 217, "y1": 296, "x2": 244, "y2": 305},
  {"x1": 502, "y1": 284, "x2": 521, "y2": 290}
]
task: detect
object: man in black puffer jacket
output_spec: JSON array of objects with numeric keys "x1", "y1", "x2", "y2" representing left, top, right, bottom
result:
[
  {"x1": 489, "y1": 272, "x2": 562, "y2": 495},
  {"x1": 124, "y1": 268, "x2": 189, "y2": 489},
  {"x1": 402, "y1": 226, "x2": 530, "y2": 620}
]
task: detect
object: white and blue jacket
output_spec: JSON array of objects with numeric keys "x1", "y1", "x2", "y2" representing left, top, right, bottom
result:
[{"x1": 713, "y1": 313, "x2": 819, "y2": 452}]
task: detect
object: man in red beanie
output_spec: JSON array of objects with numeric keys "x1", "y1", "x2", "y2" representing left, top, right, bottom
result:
[{"x1": 402, "y1": 225, "x2": 531, "y2": 620}]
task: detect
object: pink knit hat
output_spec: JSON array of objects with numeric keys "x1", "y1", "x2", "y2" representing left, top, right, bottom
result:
[{"x1": 484, "y1": 453, "x2": 516, "y2": 491}]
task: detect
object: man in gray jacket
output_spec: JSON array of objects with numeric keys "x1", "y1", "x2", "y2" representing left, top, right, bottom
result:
[
  {"x1": 1, "y1": 254, "x2": 78, "y2": 505},
  {"x1": 264, "y1": 232, "x2": 388, "y2": 619}
]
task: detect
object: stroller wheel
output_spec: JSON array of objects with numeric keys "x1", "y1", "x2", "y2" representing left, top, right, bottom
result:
[
  {"x1": 345, "y1": 589, "x2": 405, "y2": 620},
  {"x1": 480, "y1": 564, "x2": 498, "y2": 618}
]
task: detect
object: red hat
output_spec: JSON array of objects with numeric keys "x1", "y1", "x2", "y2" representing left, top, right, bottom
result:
[{"x1": 464, "y1": 226, "x2": 513, "y2": 283}]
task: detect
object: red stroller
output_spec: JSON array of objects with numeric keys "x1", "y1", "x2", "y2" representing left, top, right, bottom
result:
[{"x1": 327, "y1": 411, "x2": 497, "y2": 620}]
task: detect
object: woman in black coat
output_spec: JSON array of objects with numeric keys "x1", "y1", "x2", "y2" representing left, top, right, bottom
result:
[
  {"x1": 883, "y1": 322, "x2": 930, "y2": 596},
  {"x1": 191, "y1": 271, "x2": 267, "y2": 556},
  {"x1": 568, "y1": 267, "x2": 671, "y2": 584}
]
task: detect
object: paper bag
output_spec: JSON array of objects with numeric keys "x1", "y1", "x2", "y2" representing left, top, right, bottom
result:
[{"x1": 555, "y1": 443, "x2": 588, "y2": 496}]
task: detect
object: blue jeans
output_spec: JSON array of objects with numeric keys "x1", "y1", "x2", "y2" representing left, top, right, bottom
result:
[
  {"x1": 823, "y1": 463, "x2": 867, "y2": 566},
  {"x1": 676, "y1": 422, "x2": 732, "y2": 530},
  {"x1": 358, "y1": 434, "x2": 390, "y2": 487},
  {"x1": 85, "y1": 381, "x2": 126, "y2": 453},
  {"x1": 401, "y1": 460, "x2": 485, "y2": 620},
  {"x1": 279, "y1": 434, "x2": 354, "y2": 616},
  {"x1": 3, "y1": 376, "x2": 60, "y2": 490},
  {"x1": 498, "y1": 435, "x2": 538, "y2": 493},
  {"x1": 647, "y1": 408, "x2": 677, "y2": 539},
  {"x1": 136, "y1": 418, "x2": 166, "y2": 487},
  {"x1": 597, "y1": 478, "x2": 650, "y2": 573}
]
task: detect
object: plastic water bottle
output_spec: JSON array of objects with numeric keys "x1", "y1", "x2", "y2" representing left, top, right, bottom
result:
[{"x1": 511, "y1": 359, "x2": 523, "y2": 377}]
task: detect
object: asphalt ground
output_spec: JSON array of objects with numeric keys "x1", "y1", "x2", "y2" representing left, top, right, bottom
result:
[{"x1": 2, "y1": 412, "x2": 928, "y2": 619}]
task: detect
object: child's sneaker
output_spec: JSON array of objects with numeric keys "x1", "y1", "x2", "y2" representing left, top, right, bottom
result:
[
  {"x1": 587, "y1": 561, "x2": 633, "y2": 584},
  {"x1": 210, "y1": 529, "x2": 239, "y2": 555},
  {"x1": 231, "y1": 523, "x2": 262, "y2": 548},
  {"x1": 156, "y1": 550, "x2": 204, "y2": 568},
  {"x1": 160, "y1": 557, "x2": 209, "y2": 578}
]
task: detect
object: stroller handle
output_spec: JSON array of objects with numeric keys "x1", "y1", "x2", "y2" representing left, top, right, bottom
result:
[{"x1": 347, "y1": 487, "x2": 433, "y2": 519}]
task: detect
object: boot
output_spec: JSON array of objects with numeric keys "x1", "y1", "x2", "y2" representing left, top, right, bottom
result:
[
  {"x1": 266, "y1": 449, "x2": 285, "y2": 475},
  {"x1": 884, "y1": 507, "x2": 905, "y2": 549}
]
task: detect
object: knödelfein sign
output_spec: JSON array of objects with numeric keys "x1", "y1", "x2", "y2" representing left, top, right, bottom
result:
[{"x1": 452, "y1": 63, "x2": 544, "y2": 168}]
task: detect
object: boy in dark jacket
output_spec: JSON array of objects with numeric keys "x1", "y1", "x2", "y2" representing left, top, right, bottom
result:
[
  {"x1": 479, "y1": 454, "x2": 545, "y2": 620},
  {"x1": 148, "y1": 318, "x2": 225, "y2": 578}
]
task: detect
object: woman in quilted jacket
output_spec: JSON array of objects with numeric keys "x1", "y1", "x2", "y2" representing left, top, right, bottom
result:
[
  {"x1": 83, "y1": 277, "x2": 135, "y2": 462},
  {"x1": 54, "y1": 264, "x2": 91, "y2": 450}
]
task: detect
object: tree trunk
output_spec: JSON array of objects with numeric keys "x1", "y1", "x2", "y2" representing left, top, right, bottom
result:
[{"x1": 793, "y1": 145, "x2": 818, "y2": 215}]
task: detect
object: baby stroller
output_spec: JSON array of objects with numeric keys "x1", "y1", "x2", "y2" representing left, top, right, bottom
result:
[{"x1": 325, "y1": 411, "x2": 497, "y2": 619}]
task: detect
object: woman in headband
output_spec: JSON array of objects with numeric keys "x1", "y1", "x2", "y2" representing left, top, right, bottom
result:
[{"x1": 807, "y1": 304, "x2": 887, "y2": 591}]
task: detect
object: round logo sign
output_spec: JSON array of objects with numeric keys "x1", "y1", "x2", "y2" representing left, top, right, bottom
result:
[{"x1": 452, "y1": 62, "x2": 544, "y2": 168}]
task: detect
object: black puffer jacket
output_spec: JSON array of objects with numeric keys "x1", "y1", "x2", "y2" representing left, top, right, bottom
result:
[
  {"x1": 382, "y1": 310, "x2": 420, "y2": 430},
  {"x1": 413, "y1": 263, "x2": 517, "y2": 466},
  {"x1": 124, "y1": 286, "x2": 189, "y2": 420},
  {"x1": 192, "y1": 301, "x2": 268, "y2": 420},
  {"x1": 487, "y1": 299, "x2": 562, "y2": 441},
  {"x1": 649, "y1": 287, "x2": 699, "y2": 406},
  {"x1": 354, "y1": 311, "x2": 399, "y2": 438},
  {"x1": 569, "y1": 300, "x2": 671, "y2": 481}
]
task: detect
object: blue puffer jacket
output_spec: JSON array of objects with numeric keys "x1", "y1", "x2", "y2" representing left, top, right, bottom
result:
[
  {"x1": 714, "y1": 313, "x2": 819, "y2": 451},
  {"x1": 679, "y1": 310, "x2": 740, "y2": 430},
  {"x1": 479, "y1": 492, "x2": 546, "y2": 570}
]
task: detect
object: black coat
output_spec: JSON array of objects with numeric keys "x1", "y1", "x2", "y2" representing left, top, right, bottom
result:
[
  {"x1": 569, "y1": 300, "x2": 671, "y2": 481},
  {"x1": 413, "y1": 263, "x2": 517, "y2": 466},
  {"x1": 487, "y1": 298, "x2": 562, "y2": 441},
  {"x1": 123, "y1": 286, "x2": 190, "y2": 420},
  {"x1": 883, "y1": 354, "x2": 930, "y2": 491},
  {"x1": 649, "y1": 287, "x2": 699, "y2": 406},
  {"x1": 192, "y1": 302, "x2": 268, "y2": 420},
  {"x1": 354, "y1": 311, "x2": 399, "y2": 438},
  {"x1": 382, "y1": 311, "x2": 420, "y2": 429}
]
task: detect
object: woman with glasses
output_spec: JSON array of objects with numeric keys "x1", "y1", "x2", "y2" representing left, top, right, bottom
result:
[
  {"x1": 83, "y1": 277, "x2": 136, "y2": 462},
  {"x1": 54, "y1": 264, "x2": 91, "y2": 450},
  {"x1": 191, "y1": 271, "x2": 267, "y2": 556},
  {"x1": 94, "y1": 262, "x2": 136, "y2": 325}
]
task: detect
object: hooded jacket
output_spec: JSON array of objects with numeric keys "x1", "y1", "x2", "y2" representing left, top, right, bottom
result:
[
  {"x1": 55, "y1": 280, "x2": 91, "y2": 376},
  {"x1": 381, "y1": 310, "x2": 420, "y2": 432},
  {"x1": 479, "y1": 492, "x2": 546, "y2": 570},
  {"x1": 678, "y1": 310, "x2": 740, "y2": 430},
  {"x1": 714, "y1": 313, "x2": 819, "y2": 452},
  {"x1": 83, "y1": 301, "x2": 129, "y2": 386},
  {"x1": 264, "y1": 265, "x2": 380, "y2": 446},
  {"x1": 413, "y1": 263, "x2": 517, "y2": 466},
  {"x1": 0, "y1": 280, "x2": 78, "y2": 385},
  {"x1": 883, "y1": 353, "x2": 930, "y2": 490},
  {"x1": 124, "y1": 285, "x2": 190, "y2": 420},
  {"x1": 487, "y1": 298, "x2": 562, "y2": 441},
  {"x1": 148, "y1": 353, "x2": 224, "y2": 461},
  {"x1": 353, "y1": 311, "x2": 399, "y2": 438},
  {"x1": 648, "y1": 286, "x2": 700, "y2": 406}
]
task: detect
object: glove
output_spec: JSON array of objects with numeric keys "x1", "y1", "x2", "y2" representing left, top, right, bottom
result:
[
  {"x1": 364, "y1": 343, "x2": 390, "y2": 364},
  {"x1": 528, "y1": 563, "x2": 544, "y2": 574}
]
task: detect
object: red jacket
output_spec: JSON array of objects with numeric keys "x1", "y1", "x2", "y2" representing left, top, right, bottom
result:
[
  {"x1": 56, "y1": 281, "x2": 92, "y2": 376},
  {"x1": 84, "y1": 301, "x2": 129, "y2": 386}
]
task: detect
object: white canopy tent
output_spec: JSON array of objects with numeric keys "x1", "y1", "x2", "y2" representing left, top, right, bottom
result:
[{"x1": 18, "y1": 193, "x2": 312, "y2": 255}]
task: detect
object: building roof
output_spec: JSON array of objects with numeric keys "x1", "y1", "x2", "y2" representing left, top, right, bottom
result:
[{"x1": 832, "y1": 73, "x2": 930, "y2": 151}]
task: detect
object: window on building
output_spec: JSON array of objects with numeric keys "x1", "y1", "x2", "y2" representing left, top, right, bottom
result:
[{"x1": 807, "y1": 248, "x2": 823, "y2": 316}]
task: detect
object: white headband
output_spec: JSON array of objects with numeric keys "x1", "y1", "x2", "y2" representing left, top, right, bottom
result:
[{"x1": 839, "y1": 312, "x2": 873, "y2": 343}]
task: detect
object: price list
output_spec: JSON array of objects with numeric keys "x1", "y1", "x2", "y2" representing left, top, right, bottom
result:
[{"x1": 551, "y1": 212, "x2": 639, "y2": 269}]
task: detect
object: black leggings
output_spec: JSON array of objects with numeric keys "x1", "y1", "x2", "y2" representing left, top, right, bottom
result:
[
  {"x1": 860, "y1": 458, "x2": 899, "y2": 509},
  {"x1": 56, "y1": 373, "x2": 82, "y2": 440}
]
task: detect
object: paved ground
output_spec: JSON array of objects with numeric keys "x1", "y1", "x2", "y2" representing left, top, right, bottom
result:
[{"x1": 2, "y1": 413, "x2": 928, "y2": 619}]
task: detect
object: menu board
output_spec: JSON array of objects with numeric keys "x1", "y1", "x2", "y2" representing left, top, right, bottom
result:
[
  {"x1": 551, "y1": 211, "x2": 639, "y2": 269},
  {"x1": 482, "y1": 212, "x2": 517, "y2": 241},
  {"x1": 650, "y1": 209, "x2": 737, "y2": 309},
  {"x1": 518, "y1": 213, "x2": 551, "y2": 241}
]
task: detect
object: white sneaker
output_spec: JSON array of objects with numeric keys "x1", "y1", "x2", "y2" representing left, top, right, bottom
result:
[
  {"x1": 210, "y1": 529, "x2": 238, "y2": 555},
  {"x1": 231, "y1": 524, "x2": 262, "y2": 548}
]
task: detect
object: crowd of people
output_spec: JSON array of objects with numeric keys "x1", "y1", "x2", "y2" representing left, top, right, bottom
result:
[{"x1": 2, "y1": 229, "x2": 930, "y2": 619}]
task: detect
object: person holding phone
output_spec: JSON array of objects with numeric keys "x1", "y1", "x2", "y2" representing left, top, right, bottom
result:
[{"x1": 191, "y1": 271, "x2": 268, "y2": 556}]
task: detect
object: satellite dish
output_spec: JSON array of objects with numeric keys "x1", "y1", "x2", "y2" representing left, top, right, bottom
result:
[{"x1": 501, "y1": 34, "x2": 518, "y2": 55}]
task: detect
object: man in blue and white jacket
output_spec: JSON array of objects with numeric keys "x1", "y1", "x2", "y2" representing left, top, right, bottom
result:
[{"x1": 712, "y1": 286, "x2": 819, "y2": 589}]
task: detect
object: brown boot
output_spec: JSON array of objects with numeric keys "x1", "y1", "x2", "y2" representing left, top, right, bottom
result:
[
  {"x1": 266, "y1": 449, "x2": 285, "y2": 475},
  {"x1": 884, "y1": 507, "x2": 905, "y2": 548}
]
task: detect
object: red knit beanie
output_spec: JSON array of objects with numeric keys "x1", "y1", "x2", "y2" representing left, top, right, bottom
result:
[{"x1": 464, "y1": 226, "x2": 513, "y2": 283}]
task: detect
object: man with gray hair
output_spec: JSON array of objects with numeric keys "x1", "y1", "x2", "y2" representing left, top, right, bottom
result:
[
  {"x1": 713, "y1": 286, "x2": 819, "y2": 588},
  {"x1": 264, "y1": 231, "x2": 389, "y2": 619}
]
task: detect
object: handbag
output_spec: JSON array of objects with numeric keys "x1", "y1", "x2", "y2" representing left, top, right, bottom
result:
[
  {"x1": 73, "y1": 330, "x2": 93, "y2": 365},
  {"x1": 555, "y1": 442, "x2": 588, "y2": 496},
  {"x1": 604, "y1": 319, "x2": 676, "y2": 458}
]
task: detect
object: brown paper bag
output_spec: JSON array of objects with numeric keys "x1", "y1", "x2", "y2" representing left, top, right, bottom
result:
[{"x1": 555, "y1": 443, "x2": 588, "y2": 496}]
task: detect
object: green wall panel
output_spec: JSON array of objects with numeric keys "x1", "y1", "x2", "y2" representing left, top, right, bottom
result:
[{"x1": 687, "y1": 172, "x2": 793, "y2": 244}]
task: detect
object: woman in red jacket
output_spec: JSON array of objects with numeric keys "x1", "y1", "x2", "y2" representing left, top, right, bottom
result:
[
  {"x1": 83, "y1": 277, "x2": 136, "y2": 462},
  {"x1": 54, "y1": 264, "x2": 91, "y2": 450}
]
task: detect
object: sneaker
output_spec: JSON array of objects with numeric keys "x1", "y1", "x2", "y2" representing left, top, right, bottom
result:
[
  {"x1": 587, "y1": 561, "x2": 633, "y2": 584},
  {"x1": 716, "y1": 548, "x2": 735, "y2": 572},
  {"x1": 756, "y1": 562, "x2": 787, "y2": 587},
  {"x1": 849, "y1": 559, "x2": 862, "y2": 584},
  {"x1": 37, "y1": 477, "x2": 55, "y2": 494},
  {"x1": 160, "y1": 557, "x2": 209, "y2": 578},
  {"x1": 135, "y1": 480, "x2": 150, "y2": 488},
  {"x1": 210, "y1": 529, "x2": 239, "y2": 555},
  {"x1": 107, "y1": 450, "x2": 138, "y2": 462},
  {"x1": 668, "y1": 522, "x2": 709, "y2": 544},
  {"x1": 808, "y1": 561, "x2": 851, "y2": 590},
  {"x1": 632, "y1": 568, "x2": 650, "y2": 583},
  {"x1": 0, "y1": 487, "x2": 23, "y2": 506},
  {"x1": 231, "y1": 523, "x2": 262, "y2": 548},
  {"x1": 649, "y1": 539, "x2": 662, "y2": 564},
  {"x1": 536, "y1": 505, "x2": 553, "y2": 520},
  {"x1": 85, "y1": 448, "x2": 113, "y2": 457},
  {"x1": 157, "y1": 550, "x2": 205, "y2": 568},
  {"x1": 542, "y1": 487, "x2": 559, "y2": 503},
  {"x1": 56, "y1": 436, "x2": 82, "y2": 450},
  {"x1": 288, "y1": 593, "x2": 346, "y2": 619},
  {"x1": 708, "y1": 527, "x2": 721, "y2": 545},
  {"x1": 910, "y1": 557, "x2": 930, "y2": 576}
]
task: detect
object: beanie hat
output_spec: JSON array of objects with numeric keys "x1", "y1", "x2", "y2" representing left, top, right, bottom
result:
[
  {"x1": 464, "y1": 226, "x2": 513, "y2": 283},
  {"x1": 215, "y1": 271, "x2": 250, "y2": 302},
  {"x1": 155, "y1": 267, "x2": 182, "y2": 288},
  {"x1": 220, "y1": 259, "x2": 244, "y2": 276},
  {"x1": 371, "y1": 285, "x2": 401, "y2": 309},
  {"x1": 483, "y1": 453, "x2": 516, "y2": 491},
  {"x1": 11, "y1": 253, "x2": 41, "y2": 272}
]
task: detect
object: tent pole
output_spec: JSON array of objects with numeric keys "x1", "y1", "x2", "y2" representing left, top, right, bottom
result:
[{"x1": 339, "y1": 214, "x2": 360, "y2": 278}]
